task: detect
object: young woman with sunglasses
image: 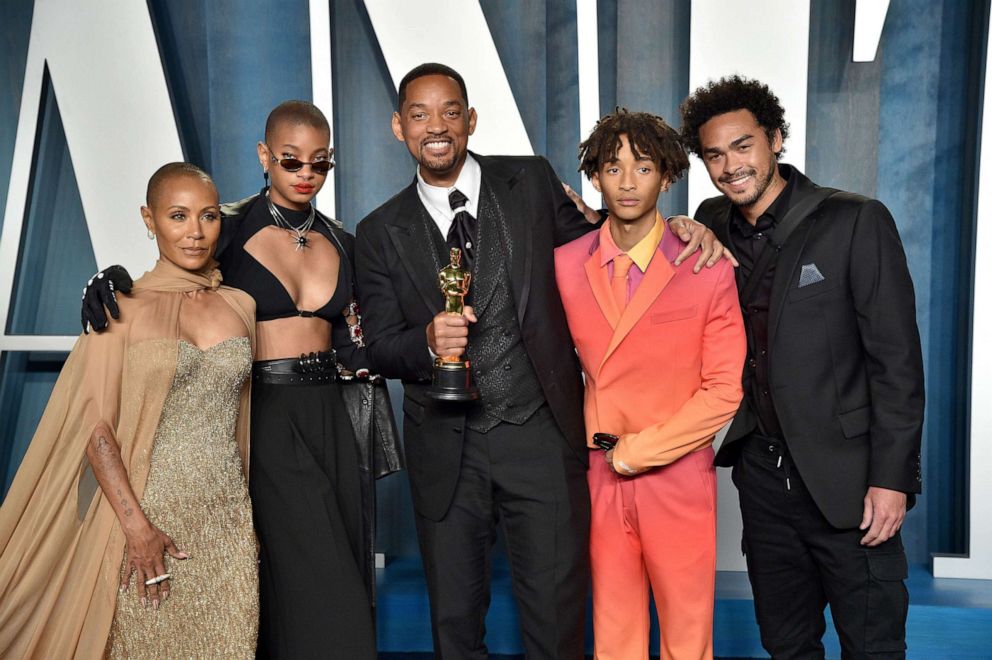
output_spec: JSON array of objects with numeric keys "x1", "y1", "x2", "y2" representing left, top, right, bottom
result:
[{"x1": 80, "y1": 101, "x2": 398, "y2": 659}]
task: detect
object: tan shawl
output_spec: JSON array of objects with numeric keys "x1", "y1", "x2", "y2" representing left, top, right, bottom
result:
[{"x1": 0, "y1": 259, "x2": 255, "y2": 659}]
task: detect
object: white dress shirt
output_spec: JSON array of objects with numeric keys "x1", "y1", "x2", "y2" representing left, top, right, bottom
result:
[{"x1": 416, "y1": 153, "x2": 482, "y2": 240}]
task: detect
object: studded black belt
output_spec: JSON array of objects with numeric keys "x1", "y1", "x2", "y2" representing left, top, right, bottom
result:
[{"x1": 252, "y1": 350, "x2": 337, "y2": 385}]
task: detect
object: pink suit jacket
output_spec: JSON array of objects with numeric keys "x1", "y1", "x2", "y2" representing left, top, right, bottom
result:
[{"x1": 554, "y1": 223, "x2": 746, "y2": 470}]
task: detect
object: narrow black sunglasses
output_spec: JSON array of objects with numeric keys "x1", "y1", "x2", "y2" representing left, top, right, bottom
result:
[{"x1": 267, "y1": 145, "x2": 335, "y2": 175}]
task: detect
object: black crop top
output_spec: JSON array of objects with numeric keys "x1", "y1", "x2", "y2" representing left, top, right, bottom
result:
[{"x1": 216, "y1": 191, "x2": 369, "y2": 370}]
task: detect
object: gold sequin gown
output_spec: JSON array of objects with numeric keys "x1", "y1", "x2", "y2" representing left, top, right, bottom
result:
[{"x1": 107, "y1": 337, "x2": 258, "y2": 658}]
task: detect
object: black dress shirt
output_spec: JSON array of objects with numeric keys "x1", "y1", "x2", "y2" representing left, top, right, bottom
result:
[{"x1": 729, "y1": 165, "x2": 798, "y2": 439}]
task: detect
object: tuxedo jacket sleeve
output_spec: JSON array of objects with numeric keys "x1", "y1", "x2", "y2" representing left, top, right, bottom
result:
[
  {"x1": 846, "y1": 199, "x2": 924, "y2": 493},
  {"x1": 354, "y1": 205, "x2": 435, "y2": 383}
]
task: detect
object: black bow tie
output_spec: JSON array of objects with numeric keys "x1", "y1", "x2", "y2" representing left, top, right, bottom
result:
[{"x1": 447, "y1": 188, "x2": 477, "y2": 270}]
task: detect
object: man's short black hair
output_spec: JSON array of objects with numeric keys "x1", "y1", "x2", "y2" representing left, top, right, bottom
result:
[
  {"x1": 264, "y1": 100, "x2": 331, "y2": 144},
  {"x1": 578, "y1": 108, "x2": 689, "y2": 182},
  {"x1": 679, "y1": 75, "x2": 790, "y2": 158},
  {"x1": 397, "y1": 63, "x2": 469, "y2": 110},
  {"x1": 145, "y1": 162, "x2": 214, "y2": 207}
]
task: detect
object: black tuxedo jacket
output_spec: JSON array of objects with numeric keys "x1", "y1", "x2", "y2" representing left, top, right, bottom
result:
[
  {"x1": 355, "y1": 154, "x2": 595, "y2": 521},
  {"x1": 699, "y1": 167, "x2": 925, "y2": 529}
]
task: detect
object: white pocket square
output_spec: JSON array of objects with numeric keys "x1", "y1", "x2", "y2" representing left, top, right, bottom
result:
[{"x1": 798, "y1": 263, "x2": 825, "y2": 288}]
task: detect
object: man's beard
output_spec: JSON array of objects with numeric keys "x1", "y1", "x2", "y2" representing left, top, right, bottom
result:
[
  {"x1": 418, "y1": 144, "x2": 458, "y2": 174},
  {"x1": 733, "y1": 163, "x2": 777, "y2": 208}
]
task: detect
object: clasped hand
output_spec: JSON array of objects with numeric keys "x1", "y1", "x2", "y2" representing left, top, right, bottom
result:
[
  {"x1": 604, "y1": 447, "x2": 648, "y2": 477},
  {"x1": 427, "y1": 306, "x2": 477, "y2": 359}
]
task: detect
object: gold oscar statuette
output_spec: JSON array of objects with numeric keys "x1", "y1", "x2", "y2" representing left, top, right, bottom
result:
[{"x1": 427, "y1": 247, "x2": 481, "y2": 401}]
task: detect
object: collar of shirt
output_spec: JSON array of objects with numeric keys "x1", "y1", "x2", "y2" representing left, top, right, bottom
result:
[
  {"x1": 416, "y1": 153, "x2": 482, "y2": 238},
  {"x1": 599, "y1": 212, "x2": 665, "y2": 273},
  {"x1": 730, "y1": 163, "x2": 798, "y2": 238}
]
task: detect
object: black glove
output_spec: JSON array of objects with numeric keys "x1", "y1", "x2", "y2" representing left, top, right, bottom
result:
[{"x1": 81, "y1": 265, "x2": 133, "y2": 333}]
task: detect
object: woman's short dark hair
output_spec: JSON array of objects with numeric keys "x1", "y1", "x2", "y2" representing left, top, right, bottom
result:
[
  {"x1": 264, "y1": 100, "x2": 331, "y2": 143},
  {"x1": 146, "y1": 162, "x2": 214, "y2": 207},
  {"x1": 679, "y1": 75, "x2": 790, "y2": 158},
  {"x1": 578, "y1": 108, "x2": 689, "y2": 182}
]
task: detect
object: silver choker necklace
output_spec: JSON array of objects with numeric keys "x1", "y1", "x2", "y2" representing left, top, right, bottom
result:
[{"x1": 266, "y1": 190, "x2": 316, "y2": 251}]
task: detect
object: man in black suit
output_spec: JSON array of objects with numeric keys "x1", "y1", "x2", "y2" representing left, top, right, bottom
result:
[
  {"x1": 679, "y1": 76, "x2": 925, "y2": 660},
  {"x1": 355, "y1": 64, "x2": 590, "y2": 660},
  {"x1": 355, "y1": 64, "x2": 722, "y2": 659}
]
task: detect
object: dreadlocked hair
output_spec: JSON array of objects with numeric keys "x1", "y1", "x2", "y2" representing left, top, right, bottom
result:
[{"x1": 578, "y1": 108, "x2": 689, "y2": 181}]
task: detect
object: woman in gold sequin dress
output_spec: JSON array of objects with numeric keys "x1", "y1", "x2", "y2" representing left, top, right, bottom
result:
[{"x1": 0, "y1": 163, "x2": 259, "y2": 659}]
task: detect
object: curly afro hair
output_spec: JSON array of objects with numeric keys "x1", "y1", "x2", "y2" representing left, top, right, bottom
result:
[
  {"x1": 679, "y1": 75, "x2": 790, "y2": 159},
  {"x1": 578, "y1": 108, "x2": 689, "y2": 182}
]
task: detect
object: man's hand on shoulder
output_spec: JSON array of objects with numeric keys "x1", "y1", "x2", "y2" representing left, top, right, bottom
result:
[
  {"x1": 668, "y1": 215, "x2": 739, "y2": 273},
  {"x1": 859, "y1": 486, "x2": 907, "y2": 547},
  {"x1": 426, "y1": 306, "x2": 477, "y2": 359},
  {"x1": 561, "y1": 182, "x2": 603, "y2": 225},
  {"x1": 81, "y1": 265, "x2": 134, "y2": 334}
]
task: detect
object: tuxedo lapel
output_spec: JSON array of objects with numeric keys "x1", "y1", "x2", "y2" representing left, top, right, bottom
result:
[
  {"x1": 715, "y1": 204, "x2": 738, "y2": 263},
  {"x1": 768, "y1": 213, "x2": 817, "y2": 350},
  {"x1": 477, "y1": 155, "x2": 533, "y2": 322},
  {"x1": 584, "y1": 243, "x2": 621, "y2": 330},
  {"x1": 469, "y1": 180, "x2": 503, "y2": 316},
  {"x1": 599, "y1": 249, "x2": 675, "y2": 374},
  {"x1": 768, "y1": 172, "x2": 826, "y2": 349},
  {"x1": 385, "y1": 182, "x2": 445, "y2": 315}
]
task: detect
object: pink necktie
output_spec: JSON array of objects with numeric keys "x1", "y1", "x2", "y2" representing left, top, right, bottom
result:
[{"x1": 611, "y1": 254, "x2": 633, "y2": 312}]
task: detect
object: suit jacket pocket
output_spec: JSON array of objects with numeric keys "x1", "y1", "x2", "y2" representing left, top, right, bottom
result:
[
  {"x1": 788, "y1": 277, "x2": 840, "y2": 302},
  {"x1": 839, "y1": 404, "x2": 871, "y2": 438},
  {"x1": 403, "y1": 395, "x2": 426, "y2": 426},
  {"x1": 651, "y1": 305, "x2": 697, "y2": 324}
]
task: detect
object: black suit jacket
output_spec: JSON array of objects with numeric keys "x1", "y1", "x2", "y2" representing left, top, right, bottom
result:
[
  {"x1": 699, "y1": 167, "x2": 925, "y2": 529},
  {"x1": 355, "y1": 154, "x2": 595, "y2": 521}
]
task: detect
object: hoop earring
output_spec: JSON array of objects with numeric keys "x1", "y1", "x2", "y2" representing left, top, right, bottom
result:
[{"x1": 147, "y1": 229, "x2": 155, "y2": 240}]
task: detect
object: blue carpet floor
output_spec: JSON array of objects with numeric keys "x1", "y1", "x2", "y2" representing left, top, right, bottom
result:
[
  {"x1": 378, "y1": 656, "x2": 750, "y2": 659},
  {"x1": 379, "y1": 656, "x2": 751, "y2": 659},
  {"x1": 376, "y1": 558, "x2": 992, "y2": 658}
]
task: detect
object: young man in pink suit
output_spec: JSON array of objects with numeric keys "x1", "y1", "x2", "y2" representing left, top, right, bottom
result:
[{"x1": 555, "y1": 110, "x2": 746, "y2": 660}]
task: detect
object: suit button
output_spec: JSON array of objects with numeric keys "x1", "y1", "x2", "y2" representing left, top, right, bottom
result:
[
  {"x1": 453, "y1": 427, "x2": 462, "y2": 433},
  {"x1": 760, "y1": 350, "x2": 767, "y2": 356},
  {"x1": 503, "y1": 363, "x2": 512, "y2": 371},
  {"x1": 506, "y1": 402, "x2": 515, "y2": 409},
  {"x1": 748, "y1": 358, "x2": 757, "y2": 368},
  {"x1": 502, "y1": 329, "x2": 512, "y2": 337}
]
